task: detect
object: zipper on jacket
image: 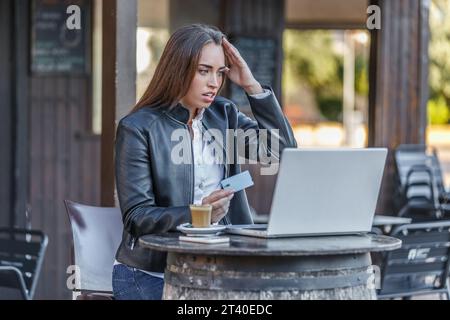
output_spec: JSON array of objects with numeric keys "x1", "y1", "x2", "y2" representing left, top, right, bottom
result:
[
  {"x1": 201, "y1": 123, "x2": 231, "y2": 225},
  {"x1": 163, "y1": 112, "x2": 195, "y2": 204},
  {"x1": 129, "y1": 236, "x2": 136, "y2": 250},
  {"x1": 189, "y1": 133, "x2": 195, "y2": 204},
  {"x1": 202, "y1": 122, "x2": 229, "y2": 180},
  {"x1": 185, "y1": 123, "x2": 195, "y2": 204}
]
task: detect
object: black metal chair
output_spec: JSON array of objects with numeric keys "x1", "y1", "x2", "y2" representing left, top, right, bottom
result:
[
  {"x1": 0, "y1": 228, "x2": 48, "y2": 300},
  {"x1": 377, "y1": 220, "x2": 450, "y2": 299},
  {"x1": 64, "y1": 200, "x2": 123, "y2": 300},
  {"x1": 394, "y1": 144, "x2": 450, "y2": 220}
]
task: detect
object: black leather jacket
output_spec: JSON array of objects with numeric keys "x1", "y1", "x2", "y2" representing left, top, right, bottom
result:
[{"x1": 114, "y1": 86, "x2": 298, "y2": 272}]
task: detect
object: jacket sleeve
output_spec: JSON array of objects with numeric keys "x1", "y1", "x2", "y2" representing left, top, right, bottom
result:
[
  {"x1": 236, "y1": 85, "x2": 298, "y2": 163},
  {"x1": 115, "y1": 122, "x2": 191, "y2": 238}
]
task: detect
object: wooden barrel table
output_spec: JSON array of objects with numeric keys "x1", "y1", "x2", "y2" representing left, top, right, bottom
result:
[{"x1": 139, "y1": 233, "x2": 401, "y2": 300}]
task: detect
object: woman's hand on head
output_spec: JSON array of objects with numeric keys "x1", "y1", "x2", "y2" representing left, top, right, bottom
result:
[
  {"x1": 201, "y1": 189, "x2": 235, "y2": 224},
  {"x1": 222, "y1": 38, "x2": 263, "y2": 95}
]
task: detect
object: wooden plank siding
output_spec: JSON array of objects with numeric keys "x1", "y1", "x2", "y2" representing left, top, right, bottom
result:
[
  {"x1": 19, "y1": 0, "x2": 101, "y2": 299},
  {"x1": 101, "y1": 0, "x2": 137, "y2": 206},
  {"x1": 222, "y1": 0, "x2": 285, "y2": 100},
  {"x1": 0, "y1": 0, "x2": 100, "y2": 299},
  {"x1": 368, "y1": 0, "x2": 429, "y2": 213},
  {"x1": 29, "y1": 75, "x2": 100, "y2": 299}
]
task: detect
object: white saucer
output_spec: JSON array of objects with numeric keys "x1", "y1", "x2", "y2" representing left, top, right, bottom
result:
[{"x1": 176, "y1": 223, "x2": 226, "y2": 237}]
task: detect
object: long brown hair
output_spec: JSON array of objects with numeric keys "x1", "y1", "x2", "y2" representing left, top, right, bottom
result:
[{"x1": 131, "y1": 24, "x2": 227, "y2": 113}]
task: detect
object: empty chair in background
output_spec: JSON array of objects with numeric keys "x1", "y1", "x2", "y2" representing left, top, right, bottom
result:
[
  {"x1": 377, "y1": 220, "x2": 450, "y2": 300},
  {"x1": 394, "y1": 144, "x2": 450, "y2": 220},
  {"x1": 0, "y1": 228, "x2": 48, "y2": 300},
  {"x1": 64, "y1": 200, "x2": 123, "y2": 300}
]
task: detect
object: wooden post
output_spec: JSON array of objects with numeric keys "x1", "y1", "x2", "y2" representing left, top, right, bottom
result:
[
  {"x1": 13, "y1": 0, "x2": 31, "y2": 228},
  {"x1": 368, "y1": 0, "x2": 430, "y2": 213},
  {"x1": 101, "y1": 0, "x2": 137, "y2": 206},
  {"x1": 0, "y1": 0, "x2": 28, "y2": 228},
  {"x1": 0, "y1": 0, "x2": 14, "y2": 228}
]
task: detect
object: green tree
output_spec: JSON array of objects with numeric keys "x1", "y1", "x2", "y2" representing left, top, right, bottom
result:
[
  {"x1": 428, "y1": 0, "x2": 450, "y2": 123},
  {"x1": 428, "y1": 96, "x2": 450, "y2": 124},
  {"x1": 284, "y1": 30, "x2": 341, "y2": 89},
  {"x1": 283, "y1": 30, "x2": 368, "y2": 122},
  {"x1": 283, "y1": 30, "x2": 343, "y2": 121}
]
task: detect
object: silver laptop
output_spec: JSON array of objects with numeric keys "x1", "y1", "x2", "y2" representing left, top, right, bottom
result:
[{"x1": 226, "y1": 148, "x2": 388, "y2": 238}]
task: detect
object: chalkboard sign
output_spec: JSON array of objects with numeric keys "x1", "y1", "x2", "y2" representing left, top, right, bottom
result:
[
  {"x1": 228, "y1": 36, "x2": 278, "y2": 110},
  {"x1": 31, "y1": 0, "x2": 90, "y2": 74}
]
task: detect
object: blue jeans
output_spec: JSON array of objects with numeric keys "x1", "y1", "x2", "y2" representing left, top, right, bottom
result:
[{"x1": 112, "y1": 264, "x2": 164, "y2": 300}]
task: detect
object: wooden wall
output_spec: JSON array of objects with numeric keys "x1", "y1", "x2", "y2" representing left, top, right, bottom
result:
[
  {"x1": 26, "y1": 0, "x2": 101, "y2": 299},
  {"x1": 222, "y1": 0, "x2": 285, "y2": 100},
  {"x1": 369, "y1": 0, "x2": 429, "y2": 213},
  {"x1": 1, "y1": 0, "x2": 101, "y2": 299},
  {"x1": 29, "y1": 76, "x2": 101, "y2": 299},
  {"x1": 169, "y1": 0, "x2": 220, "y2": 32}
]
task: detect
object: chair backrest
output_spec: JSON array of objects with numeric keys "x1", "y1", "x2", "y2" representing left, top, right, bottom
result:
[
  {"x1": 378, "y1": 220, "x2": 450, "y2": 298},
  {"x1": 395, "y1": 144, "x2": 446, "y2": 201},
  {"x1": 0, "y1": 228, "x2": 48, "y2": 299},
  {"x1": 395, "y1": 145, "x2": 434, "y2": 200},
  {"x1": 64, "y1": 200, "x2": 123, "y2": 294}
]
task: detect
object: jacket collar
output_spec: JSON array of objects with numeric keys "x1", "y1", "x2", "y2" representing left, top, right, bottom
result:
[
  {"x1": 165, "y1": 100, "x2": 228, "y2": 145},
  {"x1": 166, "y1": 102, "x2": 209, "y2": 126},
  {"x1": 166, "y1": 103, "x2": 190, "y2": 124},
  {"x1": 201, "y1": 103, "x2": 228, "y2": 158}
]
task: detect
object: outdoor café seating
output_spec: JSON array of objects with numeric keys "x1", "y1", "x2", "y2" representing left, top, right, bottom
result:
[
  {"x1": 394, "y1": 144, "x2": 450, "y2": 221},
  {"x1": 0, "y1": 228, "x2": 48, "y2": 300},
  {"x1": 377, "y1": 220, "x2": 450, "y2": 300},
  {"x1": 64, "y1": 200, "x2": 123, "y2": 300}
]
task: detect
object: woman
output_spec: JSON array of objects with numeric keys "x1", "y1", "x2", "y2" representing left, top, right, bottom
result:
[{"x1": 113, "y1": 24, "x2": 297, "y2": 300}]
